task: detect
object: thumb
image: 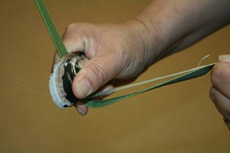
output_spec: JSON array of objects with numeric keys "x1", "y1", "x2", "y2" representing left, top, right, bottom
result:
[{"x1": 72, "y1": 55, "x2": 120, "y2": 99}]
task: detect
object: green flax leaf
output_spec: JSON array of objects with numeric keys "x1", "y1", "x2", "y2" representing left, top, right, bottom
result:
[
  {"x1": 35, "y1": 0, "x2": 68, "y2": 58},
  {"x1": 83, "y1": 64, "x2": 215, "y2": 108}
]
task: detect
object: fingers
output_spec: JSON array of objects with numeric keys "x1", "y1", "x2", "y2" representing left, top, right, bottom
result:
[
  {"x1": 75, "y1": 102, "x2": 88, "y2": 116},
  {"x1": 74, "y1": 84, "x2": 114, "y2": 116},
  {"x1": 210, "y1": 87, "x2": 230, "y2": 121},
  {"x1": 211, "y1": 62, "x2": 230, "y2": 99},
  {"x1": 62, "y1": 24, "x2": 86, "y2": 53},
  {"x1": 52, "y1": 24, "x2": 86, "y2": 72},
  {"x1": 72, "y1": 55, "x2": 120, "y2": 99},
  {"x1": 210, "y1": 54, "x2": 230, "y2": 121}
]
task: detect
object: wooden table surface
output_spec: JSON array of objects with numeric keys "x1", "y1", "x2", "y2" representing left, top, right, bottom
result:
[{"x1": 0, "y1": 0, "x2": 229, "y2": 152}]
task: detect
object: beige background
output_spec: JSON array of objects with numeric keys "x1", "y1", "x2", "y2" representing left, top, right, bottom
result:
[{"x1": 0, "y1": 0, "x2": 229, "y2": 152}]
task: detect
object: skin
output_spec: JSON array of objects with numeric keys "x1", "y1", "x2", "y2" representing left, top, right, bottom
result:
[
  {"x1": 53, "y1": 0, "x2": 230, "y2": 120},
  {"x1": 210, "y1": 56, "x2": 230, "y2": 122}
]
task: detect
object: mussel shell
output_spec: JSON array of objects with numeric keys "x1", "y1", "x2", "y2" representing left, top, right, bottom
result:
[{"x1": 49, "y1": 52, "x2": 89, "y2": 109}]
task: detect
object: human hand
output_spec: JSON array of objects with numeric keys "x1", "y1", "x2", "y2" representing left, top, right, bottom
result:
[
  {"x1": 210, "y1": 55, "x2": 230, "y2": 130},
  {"x1": 52, "y1": 21, "x2": 157, "y2": 116}
]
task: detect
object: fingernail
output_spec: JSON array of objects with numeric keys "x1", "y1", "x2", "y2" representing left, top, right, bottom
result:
[
  {"x1": 218, "y1": 54, "x2": 230, "y2": 62},
  {"x1": 76, "y1": 79, "x2": 91, "y2": 98},
  {"x1": 76, "y1": 106, "x2": 86, "y2": 116}
]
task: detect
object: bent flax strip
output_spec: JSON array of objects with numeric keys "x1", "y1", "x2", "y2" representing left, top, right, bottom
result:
[{"x1": 83, "y1": 64, "x2": 215, "y2": 108}]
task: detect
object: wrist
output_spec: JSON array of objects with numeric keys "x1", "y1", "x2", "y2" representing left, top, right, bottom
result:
[{"x1": 124, "y1": 19, "x2": 163, "y2": 67}]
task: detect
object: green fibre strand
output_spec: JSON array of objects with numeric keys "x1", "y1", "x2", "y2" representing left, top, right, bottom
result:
[{"x1": 35, "y1": 0, "x2": 68, "y2": 58}]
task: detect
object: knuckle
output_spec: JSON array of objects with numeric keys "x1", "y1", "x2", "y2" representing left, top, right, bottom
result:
[
  {"x1": 65, "y1": 23, "x2": 93, "y2": 39},
  {"x1": 66, "y1": 23, "x2": 84, "y2": 32},
  {"x1": 67, "y1": 23, "x2": 91, "y2": 31},
  {"x1": 66, "y1": 23, "x2": 83, "y2": 32},
  {"x1": 67, "y1": 23, "x2": 77, "y2": 29}
]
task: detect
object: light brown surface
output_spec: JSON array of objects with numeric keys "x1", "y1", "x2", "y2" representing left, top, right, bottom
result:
[{"x1": 0, "y1": 0, "x2": 229, "y2": 152}]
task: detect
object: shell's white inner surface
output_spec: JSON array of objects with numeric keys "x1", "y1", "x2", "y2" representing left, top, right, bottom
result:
[
  {"x1": 49, "y1": 60, "x2": 70, "y2": 109},
  {"x1": 49, "y1": 53, "x2": 89, "y2": 109}
]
